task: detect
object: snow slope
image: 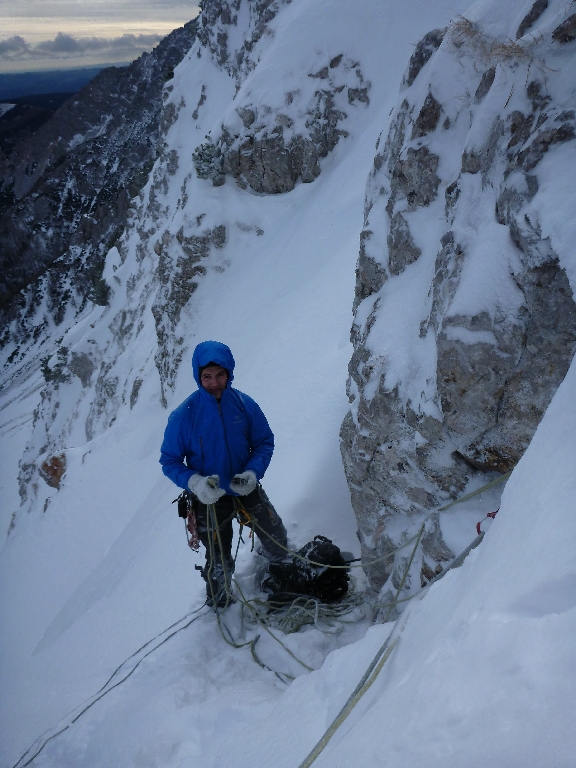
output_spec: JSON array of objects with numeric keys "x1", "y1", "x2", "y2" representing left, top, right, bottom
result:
[
  {"x1": 1, "y1": 0, "x2": 575, "y2": 766},
  {"x1": 214, "y1": 350, "x2": 576, "y2": 768}
]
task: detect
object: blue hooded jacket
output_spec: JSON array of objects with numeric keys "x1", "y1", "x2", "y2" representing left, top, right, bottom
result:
[{"x1": 159, "y1": 341, "x2": 274, "y2": 494}]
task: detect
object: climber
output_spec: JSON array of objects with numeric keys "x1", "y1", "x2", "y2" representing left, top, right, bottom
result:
[{"x1": 160, "y1": 340, "x2": 288, "y2": 608}]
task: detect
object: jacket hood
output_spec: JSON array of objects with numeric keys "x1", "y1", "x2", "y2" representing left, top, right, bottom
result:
[{"x1": 192, "y1": 341, "x2": 235, "y2": 387}]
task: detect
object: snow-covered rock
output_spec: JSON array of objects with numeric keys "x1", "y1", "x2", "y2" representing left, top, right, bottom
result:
[{"x1": 340, "y1": 0, "x2": 576, "y2": 607}]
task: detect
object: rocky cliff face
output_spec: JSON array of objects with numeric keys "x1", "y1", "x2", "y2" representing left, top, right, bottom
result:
[
  {"x1": 0, "y1": 20, "x2": 197, "y2": 345},
  {"x1": 341, "y1": 1, "x2": 576, "y2": 614},
  {"x1": 2, "y1": 0, "x2": 374, "y2": 522}
]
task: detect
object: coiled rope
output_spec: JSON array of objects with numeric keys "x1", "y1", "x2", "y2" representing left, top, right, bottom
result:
[{"x1": 202, "y1": 470, "x2": 510, "y2": 685}]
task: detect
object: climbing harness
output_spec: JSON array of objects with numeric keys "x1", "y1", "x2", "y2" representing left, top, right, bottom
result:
[
  {"x1": 173, "y1": 491, "x2": 200, "y2": 551},
  {"x1": 234, "y1": 498, "x2": 256, "y2": 546}
]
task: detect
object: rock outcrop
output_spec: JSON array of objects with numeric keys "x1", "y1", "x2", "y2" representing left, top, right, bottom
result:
[
  {"x1": 192, "y1": 51, "x2": 370, "y2": 193},
  {"x1": 341, "y1": 3, "x2": 576, "y2": 615}
]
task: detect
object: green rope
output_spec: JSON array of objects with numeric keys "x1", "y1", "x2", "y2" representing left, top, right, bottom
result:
[
  {"x1": 197, "y1": 471, "x2": 508, "y2": 697},
  {"x1": 253, "y1": 518, "x2": 422, "y2": 570},
  {"x1": 12, "y1": 608, "x2": 209, "y2": 768},
  {"x1": 296, "y1": 524, "x2": 425, "y2": 768},
  {"x1": 234, "y1": 579, "x2": 314, "y2": 672},
  {"x1": 379, "y1": 523, "x2": 424, "y2": 623},
  {"x1": 298, "y1": 639, "x2": 398, "y2": 768},
  {"x1": 249, "y1": 470, "x2": 509, "y2": 573},
  {"x1": 296, "y1": 525, "x2": 490, "y2": 768},
  {"x1": 247, "y1": 591, "x2": 366, "y2": 635},
  {"x1": 205, "y1": 504, "x2": 312, "y2": 677},
  {"x1": 372, "y1": 531, "x2": 485, "y2": 612},
  {"x1": 437, "y1": 472, "x2": 510, "y2": 511}
]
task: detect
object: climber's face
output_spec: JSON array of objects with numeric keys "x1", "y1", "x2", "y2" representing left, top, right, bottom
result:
[{"x1": 200, "y1": 365, "x2": 228, "y2": 399}]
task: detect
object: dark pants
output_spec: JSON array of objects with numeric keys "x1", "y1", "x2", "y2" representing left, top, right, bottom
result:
[{"x1": 194, "y1": 485, "x2": 288, "y2": 601}]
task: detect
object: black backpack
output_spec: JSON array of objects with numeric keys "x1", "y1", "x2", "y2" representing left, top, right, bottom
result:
[{"x1": 261, "y1": 535, "x2": 350, "y2": 603}]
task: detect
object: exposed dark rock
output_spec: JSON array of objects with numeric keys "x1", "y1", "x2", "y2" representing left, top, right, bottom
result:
[
  {"x1": 411, "y1": 92, "x2": 442, "y2": 139},
  {"x1": 552, "y1": 13, "x2": 576, "y2": 43},
  {"x1": 383, "y1": 100, "x2": 412, "y2": 175},
  {"x1": 403, "y1": 29, "x2": 446, "y2": 88},
  {"x1": 152, "y1": 224, "x2": 227, "y2": 401},
  {"x1": 388, "y1": 146, "x2": 441, "y2": 212},
  {"x1": 353, "y1": 230, "x2": 387, "y2": 311},
  {"x1": 426, "y1": 234, "x2": 466, "y2": 335},
  {"x1": 461, "y1": 150, "x2": 481, "y2": 173},
  {"x1": 526, "y1": 80, "x2": 552, "y2": 112},
  {"x1": 220, "y1": 130, "x2": 326, "y2": 193},
  {"x1": 516, "y1": 0, "x2": 549, "y2": 39},
  {"x1": 193, "y1": 54, "x2": 369, "y2": 194},
  {"x1": 387, "y1": 213, "x2": 421, "y2": 275},
  {"x1": 440, "y1": 260, "x2": 576, "y2": 474},
  {"x1": 192, "y1": 85, "x2": 207, "y2": 120},
  {"x1": 474, "y1": 67, "x2": 496, "y2": 102},
  {"x1": 507, "y1": 110, "x2": 534, "y2": 150},
  {"x1": 129, "y1": 378, "x2": 143, "y2": 409},
  {"x1": 198, "y1": 0, "x2": 287, "y2": 82},
  {"x1": 341, "y1": 15, "x2": 576, "y2": 601},
  {"x1": 68, "y1": 352, "x2": 95, "y2": 388},
  {"x1": 515, "y1": 123, "x2": 575, "y2": 171},
  {"x1": 348, "y1": 87, "x2": 370, "y2": 105},
  {"x1": 496, "y1": 181, "x2": 557, "y2": 268},
  {"x1": 85, "y1": 371, "x2": 120, "y2": 441}
]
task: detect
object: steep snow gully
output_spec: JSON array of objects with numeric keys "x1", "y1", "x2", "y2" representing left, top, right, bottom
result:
[{"x1": 1, "y1": 0, "x2": 576, "y2": 766}]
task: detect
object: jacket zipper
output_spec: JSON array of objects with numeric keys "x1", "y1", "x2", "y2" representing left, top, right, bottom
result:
[{"x1": 218, "y1": 402, "x2": 234, "y2": 482}]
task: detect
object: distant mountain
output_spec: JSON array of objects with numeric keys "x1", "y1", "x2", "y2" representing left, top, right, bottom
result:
[
  {"x1": 0, "y1": 94, "x2": 76, "y2": 156},
  {"x1": 0, "y1": 92, "x2": 76, "y2": 110},
  {"x1": 0, "y1": 65, "x2": 127, "y2": 101}
]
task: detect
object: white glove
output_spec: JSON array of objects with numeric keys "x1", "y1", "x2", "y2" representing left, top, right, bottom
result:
[
  {"x1": 188, "y1": 474, "x2": 226, "y2": 505},
  {"x1": 230, "y1": 470, "x2": 257, "y2": 496}
]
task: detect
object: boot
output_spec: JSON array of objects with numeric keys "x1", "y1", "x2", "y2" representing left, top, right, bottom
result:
[{"x1": 201, "y1": 560, "x2": 235, "y2": 609}]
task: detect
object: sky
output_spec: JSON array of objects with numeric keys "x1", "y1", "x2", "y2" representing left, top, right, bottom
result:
[{"x1": 0, "y1": 0, "x2": 200, "y2": 73}]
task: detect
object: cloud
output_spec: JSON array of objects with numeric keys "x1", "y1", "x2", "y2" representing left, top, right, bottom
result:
[
  {"x1": 0, "y1": 31, "x2": 166, "y2": 63},
  {"x1": 0, "y1": 36, "x2": 30, "y2": 55}
]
